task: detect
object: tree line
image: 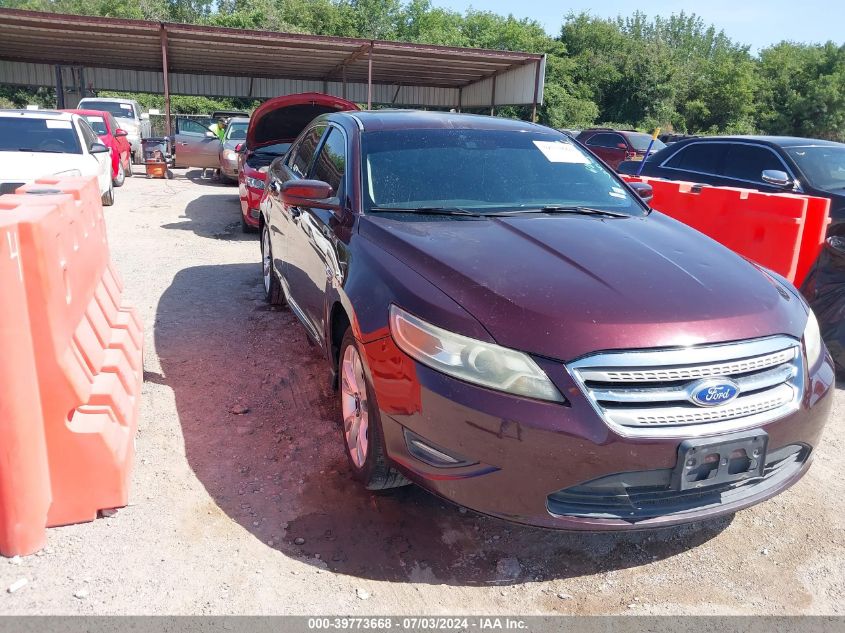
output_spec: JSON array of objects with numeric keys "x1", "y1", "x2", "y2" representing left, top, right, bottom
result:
[{"x1": 1, "y1": 0, "x2": 844, "y2": 141}]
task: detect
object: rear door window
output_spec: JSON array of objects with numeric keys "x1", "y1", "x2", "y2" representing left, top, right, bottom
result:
[
  {"x1": 290, "y1": 124, "x2": 326, "y2": 178},
  {"x1": 586, "y1": 133, "x2": 625, "y2": 149},
  {"x1": 310, "y1": 127, "x2": 346, "y2": 200},
  {"x1": 721, "y1": 144, "x2": 785, "y2": 183},
  {"x1": 663, "y1": 143, "x2": 727, "y2": 175}
]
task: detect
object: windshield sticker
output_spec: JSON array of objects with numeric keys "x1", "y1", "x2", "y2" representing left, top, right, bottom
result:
[
  {"x1": 45, "y1": 120, "x2": 72, "y2": 129},
  {"x1": 86, "y1": 116, "x2": 105, "y2": 124},
  {"x1": 533, "y1": 141, "x2": 590, "y2": 164},
  {"x1": 120, "y1": 104, "x2": 133, "y2": 110}
]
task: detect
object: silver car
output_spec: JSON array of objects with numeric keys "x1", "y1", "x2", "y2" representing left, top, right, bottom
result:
[{"x1": 219, "y1": 117, "x2": 249, "y2": 183}]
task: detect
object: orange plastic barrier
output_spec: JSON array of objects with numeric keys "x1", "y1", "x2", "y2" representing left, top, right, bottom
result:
[
  {"x1": 0, "y1": 177, "x2": 142, "y2": 557},
  {"x1": 623, "y1": 176, "x2": 831, "y2": 287}
]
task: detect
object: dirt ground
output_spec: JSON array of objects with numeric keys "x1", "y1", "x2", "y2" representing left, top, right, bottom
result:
[{"x1": 1, "y1": 168, "x2": 843, "y2": 615}]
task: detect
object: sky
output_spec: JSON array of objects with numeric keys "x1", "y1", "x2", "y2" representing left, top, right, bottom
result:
[{"x1": 432, "y1": 0, "x2": 844, "y2": 52}]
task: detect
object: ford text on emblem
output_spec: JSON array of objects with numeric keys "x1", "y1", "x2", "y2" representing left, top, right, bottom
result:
[{"x1": 688, "y1": 378, "x2": 740, "y2": 407}]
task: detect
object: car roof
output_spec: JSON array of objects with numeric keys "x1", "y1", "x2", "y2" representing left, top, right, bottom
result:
[
  {"x1": 339, "y1": 110, "x2": 553, "y2": 133},
  {"x1": 671, "y1": 135, "x2": 844, "y2": 148},
  {"x1": 0, "y1": 109, "x2": 75, "y2": 120},
  {"x1": 64, "y1": 109, "x2": 113, "y2": 118},
  {"x1": 79, "y1": 97, "x2": 136, "y2": 104}
]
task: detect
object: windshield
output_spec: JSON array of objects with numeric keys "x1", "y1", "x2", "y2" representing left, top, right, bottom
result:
[
  {"x1": 627, "y1": 133, "x2": 667, "y2": 152},
  {"x1": 80, "y1": 100, "x2": 135, "y2": 120},
  {"x1": 0, "y1": 117, "x2": 82, "y2": 154},
  {"x1": 225, "y1": 122, "x2": 248, "y2": 141},
  {"x1": 786, "y1": 145, "x2": 845, "y2": 191},
  {"x1": 82, "y1": 114, "x2": 108, "y2": 135},
  {"x1": 362, "y1": 129, "x2": 646, "y2": 216}
]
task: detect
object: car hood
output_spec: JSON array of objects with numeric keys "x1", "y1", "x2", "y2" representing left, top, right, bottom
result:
[
  {"x1": 114, "y1": 118, "x2": 138, "y2": 133},
  {"x1": 222, "y1": 139, "x2": 242, "y2": 151},
  {"x1": 359, "y1": 212, "x2": 806, "y2": 361},
  {"x1": 246, "y1": 92, "x2": 359, "y2": 149},
  {"x1": 0, "y1": 152, "x2": 91, "y2": 181}
]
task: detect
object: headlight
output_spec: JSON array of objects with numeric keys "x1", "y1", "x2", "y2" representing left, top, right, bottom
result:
[
  {"x1": 53, "y1": 169, "x2": 82, "y2": 177},
  {"x1": 223, "y1": 149, "x2": 238, "y2": 161},
  {"x1": 389, "y1": 305, "x2": 564, "y2": 402},
  {"x1": 804, "y1": 309, "x2": 822, "y2": 368},
  {"x1": 245, "y1": 176, "x2": 265, "y2": 190}
]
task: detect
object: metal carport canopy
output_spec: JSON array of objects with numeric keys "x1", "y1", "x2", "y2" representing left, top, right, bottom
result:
[{"x1": 0, "y1": 8, "x2": 545, "y2": 122}]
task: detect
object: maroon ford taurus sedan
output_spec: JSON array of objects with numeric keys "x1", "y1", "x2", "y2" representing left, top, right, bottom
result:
[{"x1": 259, "y1": 110, "x2": 835, "y2": 530}]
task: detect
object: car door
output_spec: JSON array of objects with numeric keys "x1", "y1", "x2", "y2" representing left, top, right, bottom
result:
[
  {"x1": 585, "y1": 132, "x2": 627, "y2": 168},
  {"x1": 289, "y1": 125, "x2": 349, "y2": 340},
  {"x1": 719, "y1": 143, "x2": 796, "y2": 192},
  {"x1": 108, "y1": 113, "x2": 131, "y2": 165},
  {"x1": 174, "y1": 118, "x2": 221, "y2": 168},
  {"x1": 77, "y1": 118, "x2": 110, "y2": 193},
  {"x1": 274, "y1": 124, "x2": 328, "y2": 340},
  {"x1": 657, "y1": 142, "x2": 729, "y2": 186}
]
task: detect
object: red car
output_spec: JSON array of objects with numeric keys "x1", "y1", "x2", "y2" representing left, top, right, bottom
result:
[
  {"x1": 575, "y1": 128, "x2": 667, "y2": 171},
  {"x1": 64, "y1": 109, "x2": 132, "y2": 186},
  {"x1": 238, "y1": 93, "x2": 359, "y2": 232}
]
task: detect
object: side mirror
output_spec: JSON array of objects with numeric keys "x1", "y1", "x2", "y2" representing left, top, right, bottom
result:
[
  {"x1": 761, "y1": 169, "x2": 793, "y2": 188},
  {"x1": 140, "y1": 113, "x2": 150, "y2": 121},
  {"x1": 281, "y1": 179, "x2": 334, "y2": 205},
  {"x1": 206, "y1": 130, "x2": 217, "y2": 138},
  {"x1": 235, "y1": 143, "x2": 243, "y2": 152},
  {"x1": 89, "y1": 142, "x2": 110, "y2": 154},
  {"x1": 628, "y1": 181, "x2": 653, "y2": 204},
  {"x1": 114, "y1": 129, "x2": 128, "y2": 138}
]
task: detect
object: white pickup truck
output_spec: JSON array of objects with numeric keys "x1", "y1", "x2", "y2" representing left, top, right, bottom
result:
[{"x1": 77, "y1": 97, "x2": 151, "y2": 163}]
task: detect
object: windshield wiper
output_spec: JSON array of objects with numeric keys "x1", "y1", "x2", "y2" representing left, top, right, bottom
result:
[
  {"x1": 370, "y1": 206, "x2": 481, "y2": 216},
  {"x1": 489, "y1": 205, "x2": 630, "y2": 218},
  {"x1": 17, "y1": 147, "x2": 66, "y2": 154}
]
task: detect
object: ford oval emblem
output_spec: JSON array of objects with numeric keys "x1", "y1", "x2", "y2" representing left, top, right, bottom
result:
[{"x1": 688, "y1": 378, "x2": 740, "y2": 407}]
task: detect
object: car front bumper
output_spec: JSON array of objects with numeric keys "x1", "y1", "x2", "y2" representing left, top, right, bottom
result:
[
  {"x1": 363, "y1": 336, "x2": 836, "y2": 530},
  {"x1": 239, "y1": 181, "x2": 263, "y2": 227}
]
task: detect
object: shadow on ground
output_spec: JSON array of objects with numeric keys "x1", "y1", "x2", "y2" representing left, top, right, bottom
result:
[
  {"x1": 155, "y1": 258, "x2": 731, "y2": 586},
  {"x1": 160, "y1": 190, "x2": 255, "y2": 241}
]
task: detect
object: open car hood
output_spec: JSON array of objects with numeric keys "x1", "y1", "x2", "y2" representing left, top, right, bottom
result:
[{"x1": 246, "y1": 92, "x2": 359, "y2": 150}]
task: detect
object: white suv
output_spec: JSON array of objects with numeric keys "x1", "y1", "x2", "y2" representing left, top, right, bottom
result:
[{"x1": 0, "y1": 110, "x2": 115, "y2": 205}]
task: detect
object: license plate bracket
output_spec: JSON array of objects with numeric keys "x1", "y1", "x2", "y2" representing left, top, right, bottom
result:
[{"x1": 672, "y1": 430, "x2": 768, "y2": 491}]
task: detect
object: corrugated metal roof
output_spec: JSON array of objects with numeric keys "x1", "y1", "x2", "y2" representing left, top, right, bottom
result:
[{"x1": 0, "y1": 8, "x2": 544, "y2": 106}]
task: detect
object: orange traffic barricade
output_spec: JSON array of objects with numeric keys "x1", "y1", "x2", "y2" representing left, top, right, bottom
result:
[
  {"x1": 623, "y1": 176, "x2": 831, "y2": 287},
  {"x1": 0, "y1": 177, "x2": 142, "y2": 557}
]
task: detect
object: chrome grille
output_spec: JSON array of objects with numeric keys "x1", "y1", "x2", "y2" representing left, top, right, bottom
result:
[{"x1": 568, "y1": 336, "x2": 804, "y2": 438}]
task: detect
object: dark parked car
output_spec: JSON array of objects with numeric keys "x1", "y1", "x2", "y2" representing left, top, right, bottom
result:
[
  {"x1": 618, "y1": 136, "x2": 845, "y2": 234},
  {"x1": 259, "y1": 111, "x2": 834, "y2": 530},
  {"x1": 576, "y1": 128, "x2": 667, "y2": 170}
]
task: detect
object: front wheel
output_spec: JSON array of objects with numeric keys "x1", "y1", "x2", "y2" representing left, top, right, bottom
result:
[
  {"x1": 101, "y1": 180, "x2": 114, "y2": 206},
  {"x1": 261, "y1": 223, "x2": 283, "y2": 305},
  {"x1": 113, "y1": 162, "x2": 125, "y2": 187},
  {"x1": 339, "y1": 329, "x2": 410, "y2": 491}
]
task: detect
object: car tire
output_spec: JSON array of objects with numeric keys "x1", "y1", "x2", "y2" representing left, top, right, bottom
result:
[
  {"x1": 113, "y1": 162, "x2": 125, "y2": 187},
  {"x1": 261, "y1": 222, "x2": 284, "y2": 305},
  {"x1": 101, "y1": 181, "x2": 115, "y2": 207},
  {"x1": 338, "y1": 328, "x2": 410, "y2": 491},
  {"x1": 125, "y1": 154, "x2": 133, "y2": 178},
  {"x1": 242, "y1": 214, "x2": 258, "y2": 234}
]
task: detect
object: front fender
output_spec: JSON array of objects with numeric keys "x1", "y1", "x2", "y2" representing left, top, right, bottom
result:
[{"x1": 327, "y1": 231, "x2": 495, "y2": 347}]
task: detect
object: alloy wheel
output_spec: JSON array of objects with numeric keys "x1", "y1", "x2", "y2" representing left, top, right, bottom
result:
[{"x1": 341, "y1": 344, "x2": 369, "y2": 469}]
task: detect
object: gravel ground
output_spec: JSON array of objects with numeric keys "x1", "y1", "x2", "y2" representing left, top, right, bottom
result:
[{"x1": 1, "y1": 168, "x2": 843, "y2": 615}]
